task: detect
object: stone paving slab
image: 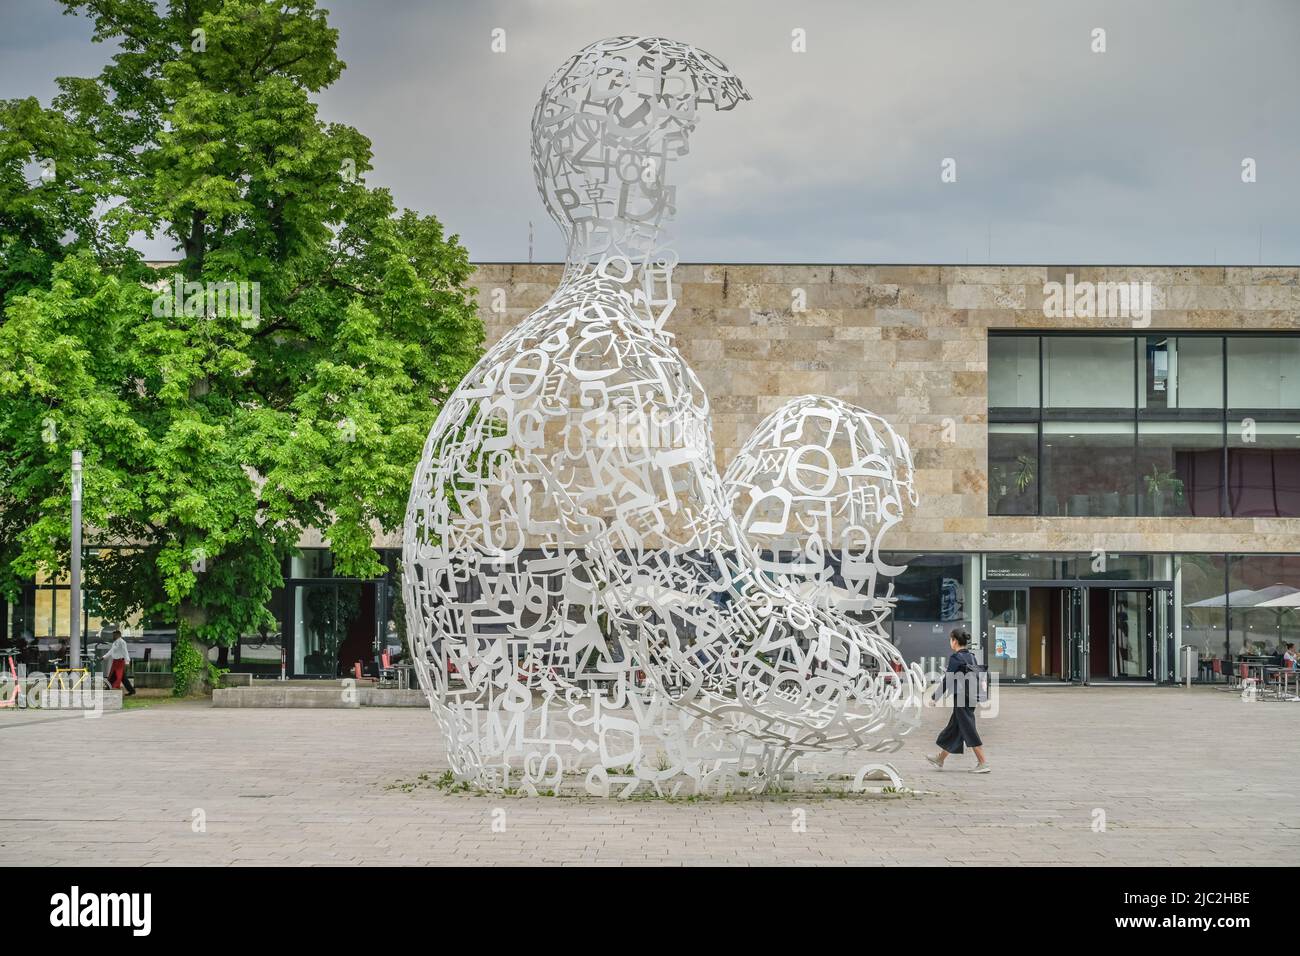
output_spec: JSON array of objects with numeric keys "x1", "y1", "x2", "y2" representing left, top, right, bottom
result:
[{"x1": 1, "y1": 687, "x2": 1296, "y2": 866}]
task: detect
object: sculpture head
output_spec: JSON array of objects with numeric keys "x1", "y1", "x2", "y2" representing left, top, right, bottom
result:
[{"x1": 530, "y1": 36, "x2": 749, "y2": 265}]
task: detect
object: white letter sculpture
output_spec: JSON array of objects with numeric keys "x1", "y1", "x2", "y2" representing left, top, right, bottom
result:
[{"x1": 403, "y1": 37, "x2": 926, "y2": 797}]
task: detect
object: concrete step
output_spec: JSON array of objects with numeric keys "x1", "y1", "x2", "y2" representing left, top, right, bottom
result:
[
  {"x1": 213, "y1": 686, "x2": 359, "y2": 708},
  {"x1": 211, "y1": 685, "x2": 429, "y2": 708},
  {"x1": 5, "y1": 687, "x2": 123, "y2": 712},
  {"x1": 359, "y1": 688, "x2": 427, "y2": 707}
]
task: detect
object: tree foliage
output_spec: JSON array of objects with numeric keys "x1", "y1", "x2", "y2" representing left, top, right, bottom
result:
[{"x1": 0, "y1": 0, "x2": 483, "y2": 684}]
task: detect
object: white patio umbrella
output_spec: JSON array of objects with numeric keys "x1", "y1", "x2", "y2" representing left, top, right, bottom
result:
[
  {"x1": 1185, "y1": 588, "x2": 1257, "y2": 608},
  {"x1": 1233, "y1": 584, "x2": 1300, "y2": 607},
  {"x1": 1217, "y1": 584, "x2": 1300, "y2": 653},
  {"x1": 1249, "y1": 590, "x2": 1300, "y2": 609}
]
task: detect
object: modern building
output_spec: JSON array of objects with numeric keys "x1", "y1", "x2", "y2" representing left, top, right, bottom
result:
[{"x1": 4, "y1": 263, "x2": 1298, "y2": 684}]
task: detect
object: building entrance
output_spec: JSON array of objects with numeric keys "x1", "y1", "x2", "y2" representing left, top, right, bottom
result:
[{"x1": 982, "y1": 583, "x2": 1172, "y2": 683}]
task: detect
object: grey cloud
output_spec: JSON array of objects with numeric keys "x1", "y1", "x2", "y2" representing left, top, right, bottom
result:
[{"x1": 2, "y1": 0, "x2": 1297, "y2": 263}]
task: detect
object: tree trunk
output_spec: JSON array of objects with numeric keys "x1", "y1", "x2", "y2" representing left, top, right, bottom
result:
[{"x1": 175, "y1": 601, "x2": 213, "y2": 697}]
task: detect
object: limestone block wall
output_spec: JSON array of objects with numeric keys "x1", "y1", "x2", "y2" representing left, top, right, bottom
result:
[{"x1": 467, "y1": 264, "x2": 1300, "y2": 556}]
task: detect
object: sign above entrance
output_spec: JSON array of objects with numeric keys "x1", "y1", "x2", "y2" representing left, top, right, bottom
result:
[{"x1": 984, "y1": 553, "x2": 1164, "y2": 582}]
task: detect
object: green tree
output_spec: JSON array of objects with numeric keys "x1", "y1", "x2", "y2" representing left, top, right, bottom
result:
[{"x1": 0, "y1": 0, "x2": 483, "y2": 692}]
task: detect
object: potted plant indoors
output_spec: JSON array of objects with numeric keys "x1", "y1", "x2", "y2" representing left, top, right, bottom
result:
[{"x1": 1144, "y1": 465, "x2": 1186, "y2": 516}]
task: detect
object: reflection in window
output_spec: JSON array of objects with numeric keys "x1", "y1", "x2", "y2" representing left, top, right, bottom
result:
[
  {"x1": 1227, "y1": 554, "x2": 1300, "y2": 659},
  {"x1": 295, "y1": 583, "x2": 337, "y2": 675},
  {"x1": 290, "y1": 549, "x2": 334, "y2": 579},
  {"x1": 1044, "y1": 336, "x2": 1135, "y2": 409},
  {"x1": 988, "y1": 336, "x2": 1039, "y2": 408},
  {"x1": 984, "y1": 553, "x2": 1072, "y2": 580},
  {"x1": 1041, "y1": 422, "x2": 1136, "y2": 516},
  {"x1": 1227, "y1": 337, "x2": 1300, "y2": 410},
  {"x1": 1178, "y1": 554, "x2": 1228, "y2": 666},
  {"x1": 988, "y1": 423, "x2": 1038, "y2": 515},
  {"x1": 1136, "y1": 421, "x2": 1224, "y2": 516},
  {"x1": 1227, "y1": 422, "x2": 1300, "y2": 517},
  {"x1": 888, "y1": 554, "x2": 970, "y2": 667},
  {"x1": 384, "y1": 575, "x2": 409, "y2": 665},
  {"x1": 1076, "y1": 553, "x2": 1153, "y2": 581},
  {"x1": 985, "y1": 588, "x2": 1027, "y2": 680},
  {"x1": 34, "y1": 587, "x2": 54, "y2": 638},
  {"x1": 1141, "y1": 336, "x2": 1223, "y2": 411},
  {"x1": 239, "y1": 634, "x2": 280, "y2": 671}
]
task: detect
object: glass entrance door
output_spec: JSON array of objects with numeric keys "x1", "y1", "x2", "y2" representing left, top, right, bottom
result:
[
  {"x1": 289, "y1": 580, "x2": 376, "y2": 678},
  {"x1": 983, "y1": 587, "x2": 1028, "y2": 680},
  {"x1": 294, "y1": 582, "x2": 339, "y2": 676},
  {"x1": 1109, "y1": 588, "x2": 1155, "y2": 680},
  {"x1": 1063, "y1": 586, "x2": 1085, "y2": 681},
  {"x1": 1156, "y1": 587, "x2": 1174, "y2": 682}
]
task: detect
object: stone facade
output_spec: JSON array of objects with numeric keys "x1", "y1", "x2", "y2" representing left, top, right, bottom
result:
[{"x1": 468, "y1": 263, "x2": 1300, "y2": 555}]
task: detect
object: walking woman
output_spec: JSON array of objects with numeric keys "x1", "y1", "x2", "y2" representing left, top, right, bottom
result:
[
  {"x1": 100, "y1": 627, "x2": 136, "y2": 697},
  {"x1": 927, "y1": 628, "x2": 989, "y2": 773}
]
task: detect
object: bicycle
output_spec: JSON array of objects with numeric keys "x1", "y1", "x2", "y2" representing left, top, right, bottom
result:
[
  {"x1": 20, "y1": 665, "x2": 110, "y2": 707},
  {"x1": 0, "y1": 654, "x2": 18, "y2": 708}
]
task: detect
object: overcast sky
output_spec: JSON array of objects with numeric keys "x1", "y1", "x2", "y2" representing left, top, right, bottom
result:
[{"x1": 2, "y1": 0, "x2": 1298, "y2": 264}]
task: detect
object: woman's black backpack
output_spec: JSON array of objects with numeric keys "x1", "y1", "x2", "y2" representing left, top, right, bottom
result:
[{"x1": 959, "y1": 648, "x2": 989, "y2": 704}]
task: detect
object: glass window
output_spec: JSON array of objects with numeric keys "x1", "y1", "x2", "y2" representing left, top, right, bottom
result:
[
  {"x1": 1136, "y1": 421, "x2": 1224, "y2": 516},
  {"x1": 290, "y1": 549, "x2": 334, "y2": 579},
  {"x1": 381, "y1": 562, "x2": 410, "y2": 667},
  {"x1": 984, "y1": 553, "x2": 1073, "y2": 581},
  {"x1": 1041, "y1": 421, "x2": 1136, "y2": 516},
  {"x1": 988, "y1": 336, "x2": 1039, "y2": 409},
  {"x1": 1178, "y1": 554, "x2": 1228, "y2": 668},
  {"x1": 988, "y1": 423, "x2": 1038, "y2": 515},
  {"x1": 985, "y1": 588, "x2": 1027, "y2": 680},
  {"x1": 34, "y1": 586, "x2": 54, "y2": 639},
  {"x1": 292, "y1": 581, "x2": 369, "y2": 677},
  {"x1": 1076, "y1": 553, "x2": 1154, "y2": 581},
  {"x1": 1226, "y1": 555, "x2": 1300, "y2": 660},
  {"x1": 888, "y1": 553, "x2": 970, "y2": 668},
  {"x1": 1227, "y1": 422, "x2": 1300, "y2": 517},
  {"x1": 1141, "y1": 336, "x2": 1223, "y2": 411},
  {"x1": 1227, "y1": 336, "x2": 1300, "y2": 410},
  {"x1": 1043, "y1": 336, "x2": 1134, "y2": 409},
  {"x1": 238, "y1": 587, "x2": 285, "y2": 676},
  {"x1": 295, "y1": 582, "x2": 338, "y2": 675}
]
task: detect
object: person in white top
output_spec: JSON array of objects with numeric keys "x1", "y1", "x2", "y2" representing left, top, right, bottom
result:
[{"x1": 101, "y1": 628, "x2": 135, "y2": 696}]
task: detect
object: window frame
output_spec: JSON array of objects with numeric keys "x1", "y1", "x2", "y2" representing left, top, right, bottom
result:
[{"x1": 988, "y1": 331, "x2": 1299, "y2": 518}]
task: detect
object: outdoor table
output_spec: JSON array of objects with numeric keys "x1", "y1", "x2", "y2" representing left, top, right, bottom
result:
[
  {"x1": 1244, "y1": 660, "x2": 1269, "y2": 694},
  {"x1": 1265, "y1": 665, "x2": 1299, "y2": 700}
]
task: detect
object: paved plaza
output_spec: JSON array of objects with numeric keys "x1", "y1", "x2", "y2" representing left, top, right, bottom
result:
[{"x1": 1, "y1": 686, "x2": 1296, "y2": 866}]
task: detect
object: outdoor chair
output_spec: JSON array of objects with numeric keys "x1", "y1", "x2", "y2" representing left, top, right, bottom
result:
[
  {"x1": 1211, "y1": 657, "x2": 1230, "y2": 690},
  {"x1": 377, "y1": 651, "x2": 397, "y2": 686},
  {"x1": 1216, "y1": 658, "x2": 1245, "y2": 692}
]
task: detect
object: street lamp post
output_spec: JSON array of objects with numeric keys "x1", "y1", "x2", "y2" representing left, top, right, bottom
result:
[{"x1": 70, "y1": 450, "x2": 82, "y2": 669}]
